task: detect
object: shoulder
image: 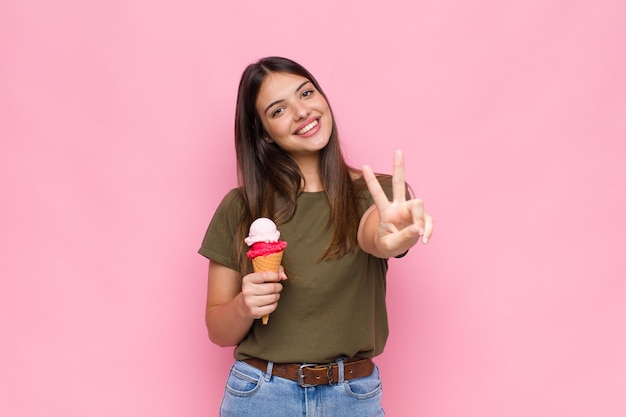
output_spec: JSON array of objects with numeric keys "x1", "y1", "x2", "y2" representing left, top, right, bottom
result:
[
  {"x1": 351, "y1": 173, "x2": 392, "y2": 216},
  {"x1": 216, "y1": 187, "x2": 246, "y2": 211},
  {"x1": 208, "y1": 188, "x2": 247, "y2": 229},
  {"x1": 353, "y1": 173, "x2": 394, "y2": 197},
  {"x1": 353, "y1": 173, "x2": 411, "y2": 212}
]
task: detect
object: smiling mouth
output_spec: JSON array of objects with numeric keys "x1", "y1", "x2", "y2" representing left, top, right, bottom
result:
[{"x1": 296, "y1": 119, "x2": 319, "y2": 135}]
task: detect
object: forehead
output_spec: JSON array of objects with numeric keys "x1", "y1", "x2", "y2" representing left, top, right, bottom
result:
[{"x1": 256, "y1": 72, "x2": 310, "y2": 106}]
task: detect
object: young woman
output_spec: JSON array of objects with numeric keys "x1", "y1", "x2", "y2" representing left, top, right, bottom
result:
[{"x1": 199, "y1": 56, "x2": 433, "y2": 416}]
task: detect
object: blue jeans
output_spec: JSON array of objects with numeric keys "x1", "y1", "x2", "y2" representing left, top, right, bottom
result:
[{"x1": 219, "y1": 359, "x2": 385, "y2": 417}]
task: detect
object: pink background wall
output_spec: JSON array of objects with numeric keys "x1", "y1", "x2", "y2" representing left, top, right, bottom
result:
[{"x1": 2, "y1": 1, "x2": 625, "y2": 416}]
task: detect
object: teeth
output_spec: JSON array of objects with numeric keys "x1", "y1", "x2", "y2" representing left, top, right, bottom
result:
[{"x1": 297, "y1": 120, "x2": 318, "y2": 135}]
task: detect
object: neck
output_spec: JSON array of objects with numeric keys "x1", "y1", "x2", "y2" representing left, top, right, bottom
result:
[
  {"x1": 295, "y1": 154, "x2": 323, "y2": 192},
  {"x1": 302, "y1": 179, "x2": 323, "y2": 192}
]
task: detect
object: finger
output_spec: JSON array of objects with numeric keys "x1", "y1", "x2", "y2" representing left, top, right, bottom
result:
[
  {"x1": 380, "y1": 223, "x2": 422, "y2": 251},
  {"x1": 247, "y1": 283, "x2": 284, "y2": 304},
  {"x1": 252, "y1": 294, "x2": 281, "y2": 318},
  {"x1": 256, "y1": 299, "x2": 280, "y2": 318},
  {"x1": 408, "y1": 198, "x2": 425, "y2": 235},
  {"x1": 362, "y1": 164, "x2": 390, "y2": 211},
  {"x1": 422, "y1": 214, "x2": 434, "y2": 244},
  {"x1": 247, "y1": 270, "x2": 282, "y2": 284},
  {"x1": 392, "y1": 150, "x2": 407, "y2": 203},
  {"x1": 278, "y1": 265, "x2": 288, "y2": 280},
  {"x1": 259, "y1": 282, "x2": 284, "y2": 298}
]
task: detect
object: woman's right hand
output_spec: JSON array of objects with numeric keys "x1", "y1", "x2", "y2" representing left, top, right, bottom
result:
[{"x1": 240, "y1": 267, "x2": 288, "y2": 320}]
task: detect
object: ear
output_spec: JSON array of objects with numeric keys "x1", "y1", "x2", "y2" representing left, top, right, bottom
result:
[{"x1": 263, "y1": 136, "x2": 274, "y2": 144}]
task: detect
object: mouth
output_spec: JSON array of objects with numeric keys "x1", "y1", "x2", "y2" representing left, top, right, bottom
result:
[{"x1": 295, "y1": 119, "x2": 319, "y2": 135}]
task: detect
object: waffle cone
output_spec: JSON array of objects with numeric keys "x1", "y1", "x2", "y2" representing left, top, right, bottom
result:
[
  {"x1": 251, "y1": 251, "x2": 284, "y2": 325},
  {"x1": 251, "y1": 251, "x2": 284, "y2": 273}
]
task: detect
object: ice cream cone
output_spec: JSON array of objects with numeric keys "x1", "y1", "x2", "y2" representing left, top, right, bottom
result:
[
  {"x1": 251, "y1": 251, "x2": 284, "y2": 325},
  {"x1": 251, "y1": 251, "x2": 283, "y2": 273}
]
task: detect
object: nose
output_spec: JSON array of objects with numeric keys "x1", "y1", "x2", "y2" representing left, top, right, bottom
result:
[{"x1": 293, "y1": 101, "x2": 310, "y2": 120}]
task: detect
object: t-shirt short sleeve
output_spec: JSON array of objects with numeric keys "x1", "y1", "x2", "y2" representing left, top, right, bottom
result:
[{"x1": 198, "y1": 189, "x2": 245, "y2": 272}]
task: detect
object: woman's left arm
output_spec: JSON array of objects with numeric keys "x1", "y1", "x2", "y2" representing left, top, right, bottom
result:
[{"x1": 357, "y1": 150, "x2": 434, "y2": 258}]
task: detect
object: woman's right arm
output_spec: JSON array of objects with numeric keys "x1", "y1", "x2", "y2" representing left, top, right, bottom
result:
[{"x1": 205, "y1": 260, "x2": 286, "y2": 347}]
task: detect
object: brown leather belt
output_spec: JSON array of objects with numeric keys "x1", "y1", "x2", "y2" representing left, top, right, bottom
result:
[{"x1": 243, "y1": 357, "x2": 375, "y2": 387}]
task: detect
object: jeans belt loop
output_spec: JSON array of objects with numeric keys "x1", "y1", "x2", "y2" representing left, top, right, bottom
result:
[
  {"x1": 264, "y1": 361, "x2": 274, "y2": 382},
  {"x1": 336, "y1": 357, "x2": 345, "y2": 384}
]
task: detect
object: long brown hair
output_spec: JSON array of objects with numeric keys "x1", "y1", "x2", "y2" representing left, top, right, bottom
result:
[{"x1": 234, "y1": 57, "x2": 364, "y2": 273}]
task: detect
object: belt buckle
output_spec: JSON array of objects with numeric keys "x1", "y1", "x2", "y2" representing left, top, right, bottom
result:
[{"x1": 297, "y1": 363, "x2": 318, "y2": 387}]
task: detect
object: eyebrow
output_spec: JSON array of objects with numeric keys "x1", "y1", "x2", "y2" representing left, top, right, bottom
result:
[{"x1": 264, "y1": 80, "x2": 312, "y2": 114}]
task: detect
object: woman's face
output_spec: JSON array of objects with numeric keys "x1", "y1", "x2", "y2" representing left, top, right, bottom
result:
[{"x1": 255, "y1": 72, "x2": 332, "y2": 160}]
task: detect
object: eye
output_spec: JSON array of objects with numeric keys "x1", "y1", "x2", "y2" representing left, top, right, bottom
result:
[
  {"x1": 301, "y1": 89, "x2": 315, "y2": 98},
  {"x1": 271, "y1": 107, "x2": 284, "y2": 118}
]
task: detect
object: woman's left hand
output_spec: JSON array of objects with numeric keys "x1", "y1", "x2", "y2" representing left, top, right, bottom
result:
[{"x1": 358, "y1": 150, "x2": 434, "y2": 258}]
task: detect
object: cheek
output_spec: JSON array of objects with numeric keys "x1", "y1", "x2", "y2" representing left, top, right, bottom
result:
[
  {"x1": 320, "y1": 102, "x2": 332, "y2": 124},
  {"x1": 267, "y1": 119, "x2": 291, "y2": 137},
  {"x1": 259, "y1": 116, "x2": 276, "y2": 136},
  {"x1": 323, "y1": 112, "x2": 333, "y2": 133}
]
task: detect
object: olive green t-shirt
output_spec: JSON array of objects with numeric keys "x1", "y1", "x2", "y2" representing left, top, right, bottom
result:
[{"x1": 199, "y1": 177, "x2": 396, "y2": 364}]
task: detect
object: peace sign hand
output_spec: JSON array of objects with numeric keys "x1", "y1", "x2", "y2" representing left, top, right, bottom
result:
[{"x1": 358, "y1": 150, "x2": 434, "y2": 258}]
